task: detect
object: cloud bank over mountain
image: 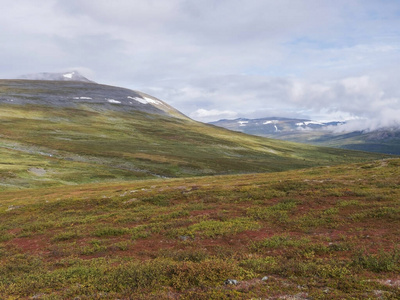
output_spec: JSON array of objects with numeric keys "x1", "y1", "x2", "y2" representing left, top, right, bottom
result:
[{"x1": 1, "y1": 0, "x2": 399, "y2": 128}]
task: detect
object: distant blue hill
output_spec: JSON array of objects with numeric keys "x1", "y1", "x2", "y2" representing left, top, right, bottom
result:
[{"x1": 210, "y1": 117, "x2": 400, "y2": 155}]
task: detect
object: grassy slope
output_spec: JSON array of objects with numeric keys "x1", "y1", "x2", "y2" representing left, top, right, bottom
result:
[
  {"x1": 272, "y1": 129, "x2": 400, "y2": 155},
  {"x1": 0, "y1": 103, "x2": 392, "y2": 190},
  {"x1": 1, "y1": 159, "x2": 400, "y2": 299}
]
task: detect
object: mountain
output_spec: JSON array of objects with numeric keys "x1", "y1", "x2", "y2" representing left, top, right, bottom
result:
[
  {"x1": 305, "y1": 128, "x2": 400, "y2": 155},
  {"x1": 1, "y1": 78, "x2": 184, "y2": 118},
  {"x1": 18, "y1": 71, "x2": 95, "y2": 83},
  {"x1": 210, "y1": 117, "x2": 400, "y2": 155},
  {"x1": 0, "y1": 78, "x2": 392, "y2": 190},
  {"x1": 210, "y1": 117, "x2": 344, "y2": 135}
]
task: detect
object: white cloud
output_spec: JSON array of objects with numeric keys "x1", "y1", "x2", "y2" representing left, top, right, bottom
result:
[
  {"x1": 190, "y1": 109, "x2": 238, "y2": 122},
  {"x1": 140, "y1": 70, "x2": 400, "y2": 127},
  {"x1": 333, "y1": 108, "x2": 400, "y2": 132}
]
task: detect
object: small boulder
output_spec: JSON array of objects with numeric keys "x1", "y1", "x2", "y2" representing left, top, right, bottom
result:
[
  {"x1": 261, "y1": 276, "x2": 269, "y2": 281},
  {"x1": 179, "y1": 235, "x2": 190, "y2": 241},
  {"x1": 224, "y1": 279, "x2": 238, "y2": 285}
]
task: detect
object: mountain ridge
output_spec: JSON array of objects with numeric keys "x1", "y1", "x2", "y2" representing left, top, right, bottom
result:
[{"x1": 210, "y1": 117, "x2": 400, "y2": 155}]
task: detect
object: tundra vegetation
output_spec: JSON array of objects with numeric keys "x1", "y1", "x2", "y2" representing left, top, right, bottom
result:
[{"x1": 1, "y1": 159, "x2": 399, "y2": 299}]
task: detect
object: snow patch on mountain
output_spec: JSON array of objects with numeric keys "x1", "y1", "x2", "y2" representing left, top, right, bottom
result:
[
  {"x1": 128, "y1": 96, "x2": 147, "y2": 104},
  {"x1": 73, "y1": 97, "x2": 92, "y2": 100},
  {"x1": 263, "y1": 120, "x2": 278, "y2": 125},
  {"x1": 127, "y1": 96, "x2": 164, "y2": 106},
  {"x1": 304, "y1": 121, "x2": 323, "y2": 126},
  {"x1": 63, "y1": 72, "x2": 74, "y2": 79},
  {"x1": 144, "y1": 97, "x2": 163, "y2": 105},
  {"x1": 107, "y1": 99, "x2": 121, "y2": 104},
  {"x1": 18, "y1": 71, "x2": 94, "y2": 83}
]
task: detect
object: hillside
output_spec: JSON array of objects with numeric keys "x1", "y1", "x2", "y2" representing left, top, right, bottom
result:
[
  {"x1": 210, "y1": 118, "x2": 400, "y2": 155},
  {"x1": 1, "y1": 159, "x2": 399, "y2": 298},
  {"x1": 311, "y1": 129, "x2": 400, "y2": 155},
  {"x1": 0, "y1": 79, "x2": 391, "y2": 190}
]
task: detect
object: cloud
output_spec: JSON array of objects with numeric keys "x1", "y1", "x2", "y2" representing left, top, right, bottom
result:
[
  {"x1": 143, "y1": 72, "x2": 400, "y2": 125},
  {"x1": 333, "y1": 108, "x2": 400, "y2": 133},
  {"x1": 285, "y1": 75, "x2": 400, "y2": 120},
  {"x1": 190, "y1": 109, "x2": 238, "y2": 122}
]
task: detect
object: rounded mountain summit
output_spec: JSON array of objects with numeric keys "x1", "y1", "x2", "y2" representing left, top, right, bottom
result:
[{"x1": 5, "y1": 71, "x2": 185, "y2": 118}]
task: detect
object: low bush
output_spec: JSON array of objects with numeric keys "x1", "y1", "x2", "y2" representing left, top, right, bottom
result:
[
  {"x1": 51, "y1": 231, "x2": 80, "y2": 242},
  {"x1": 180, "y1": 218, "x2": 260, "y2": 238},
  {"x1": 93, "y1": 226, "x2": 129, "y2": 237},
  {"x1": 352, "y1": 248, "x2": 400, "y2": 272}
]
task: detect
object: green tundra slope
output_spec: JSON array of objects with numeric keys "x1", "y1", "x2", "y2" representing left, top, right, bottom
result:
[{"x1": 0, "y1": 79, "x2": 392, "y2": 190}]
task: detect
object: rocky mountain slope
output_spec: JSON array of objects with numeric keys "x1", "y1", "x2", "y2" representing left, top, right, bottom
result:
[{"x1": 0, "y1": 78, "x2": 184, "y2": 118}]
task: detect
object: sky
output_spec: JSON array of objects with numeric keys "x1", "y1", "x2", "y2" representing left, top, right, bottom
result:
[{"x1": 1, "y1": 0, "x2": 400, "y2": 130}]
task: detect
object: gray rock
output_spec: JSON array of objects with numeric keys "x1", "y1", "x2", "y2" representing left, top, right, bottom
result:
[
  {"x1": 224, "y1": 279, "x2": 238, "y2": 285},
  {"x1": 261, "y1": 276, "x2": 269, "y2": 281},
  {"x1": 179, "y1": 235, "x2": 190, "y2": 241}
]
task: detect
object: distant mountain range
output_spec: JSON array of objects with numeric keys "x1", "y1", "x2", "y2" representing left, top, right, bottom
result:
[
  {"x1": 210, "y1": 117, "x2": 400, "y2": 155},
  {"x1": 210, "y1": 117, "x2": 345, "y2": 134}
]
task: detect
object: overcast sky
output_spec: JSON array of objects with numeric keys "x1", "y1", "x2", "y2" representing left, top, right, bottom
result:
[{"x1": 1, "y1": 0, "x2": 400, "y2": 129}]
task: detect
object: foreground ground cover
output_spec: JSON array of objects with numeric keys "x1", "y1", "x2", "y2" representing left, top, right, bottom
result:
[{"x1": 1, "y1": 159, "x2": 400, "y2": 299}]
